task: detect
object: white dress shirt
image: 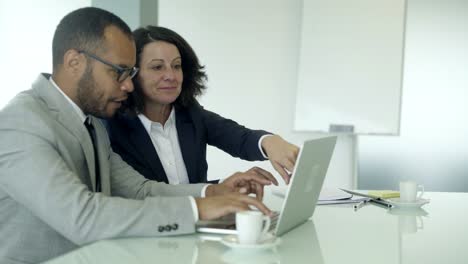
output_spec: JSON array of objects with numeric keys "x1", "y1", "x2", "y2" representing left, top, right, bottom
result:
[
  {"x1": 139, "y1": 110, "x2": 271, "y2": 183},
  {"x1": 137, "y1": 107, "x2": 273, "y2": 220},
  {"x1": 138, "y1": 110, "x2": 207, "y2": 220},
  {"x1": 138, "y1": 110, "x2": 189, "y2": 185}
]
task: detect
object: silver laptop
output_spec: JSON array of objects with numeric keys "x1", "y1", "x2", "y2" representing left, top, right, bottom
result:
[{"x1": 196, "y1": 136, "x2": 337, "y2": 237}]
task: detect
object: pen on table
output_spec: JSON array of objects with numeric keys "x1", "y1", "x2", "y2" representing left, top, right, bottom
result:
[
  {"x1": 369, "y1": 198, "x2": 393, "y2": 208},
  {"x1": 353, "y1": 199, "x2": 369, "y2": 210}
]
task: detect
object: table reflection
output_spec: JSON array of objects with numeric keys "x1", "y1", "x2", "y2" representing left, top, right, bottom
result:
[
  {"x1": 388, "y1": 208, "x2": 428, "y2": 234},
  {"x1": 43, "y1": 235, "x2": 199, "y2": 264},
  {"x1": 388, "y1": 207, "x2": 429, "y2": 264},
  {"x1": 44, "y1": 220, "x2": 324, "y2": 264}
]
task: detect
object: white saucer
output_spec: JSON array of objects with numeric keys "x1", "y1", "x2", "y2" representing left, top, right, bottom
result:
[
  {"x1": 388, "y1": 207, "x2": 429, "y2": 217},
  {"x1": 388, "y1": 198, "x2": 430, "y2": 209},
  {"x1": 221, "y1": 233, "x2": 281, "y2": 250}
]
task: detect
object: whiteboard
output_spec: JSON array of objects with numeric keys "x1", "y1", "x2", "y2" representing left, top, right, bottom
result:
[{"x1": 294, "y1": 0, "x2": 406, "y2": 135}]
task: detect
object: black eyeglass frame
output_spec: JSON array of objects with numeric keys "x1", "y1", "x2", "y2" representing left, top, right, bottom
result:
[{"x1": 78, "y1": 50, "x2": 139, "y2": 83}]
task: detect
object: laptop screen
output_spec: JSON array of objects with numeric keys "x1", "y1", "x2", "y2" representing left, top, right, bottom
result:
[{"x1": 196, "y1": 136, "x2": 337, "y2": 236}]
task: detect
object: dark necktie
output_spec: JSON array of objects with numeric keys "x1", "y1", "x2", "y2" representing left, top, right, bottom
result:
[{"x1": 84, "y1": 118, "x2": 101, "y2": 192}]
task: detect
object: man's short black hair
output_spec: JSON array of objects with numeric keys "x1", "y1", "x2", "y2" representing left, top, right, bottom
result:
[{"x1": 52, "y1": 7, "x2": 133, "y2": 70}]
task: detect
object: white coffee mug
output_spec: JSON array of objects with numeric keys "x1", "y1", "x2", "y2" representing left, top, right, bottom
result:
[
  {"x1": 236, "y1": 211, "x2": 271, "y2": 244},
  {"x1": 399, "y1": 181, "x2": 424, "y2": 202}
]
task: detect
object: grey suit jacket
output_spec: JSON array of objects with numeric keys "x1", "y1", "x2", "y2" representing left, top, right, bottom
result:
[{"x1": 0, "y1": 74, "x2": 206, "y2": 264}]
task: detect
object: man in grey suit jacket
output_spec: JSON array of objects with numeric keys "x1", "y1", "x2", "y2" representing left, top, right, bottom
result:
[{"x1": 0, "y1": 7, "x2": 276, "y2": 264}]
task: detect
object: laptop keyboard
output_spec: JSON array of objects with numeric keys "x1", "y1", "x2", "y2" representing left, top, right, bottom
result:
[{"x1": 269, "y1": 211, "x2": 280, "y2": 231}]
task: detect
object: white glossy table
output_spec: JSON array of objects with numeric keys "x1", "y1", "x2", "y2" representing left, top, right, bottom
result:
[{"x1": 43, "y1": 192, "x2": 468, "y2": 264}]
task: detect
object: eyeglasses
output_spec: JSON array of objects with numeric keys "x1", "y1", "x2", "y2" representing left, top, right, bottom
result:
[{"x1": 78, "y1": 50, "x2": 139, "y2": 83}]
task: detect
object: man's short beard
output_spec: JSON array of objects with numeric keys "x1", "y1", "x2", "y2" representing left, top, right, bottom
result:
[{"x1": 76, "y1": 64, "x2": 105, "y2": 118}]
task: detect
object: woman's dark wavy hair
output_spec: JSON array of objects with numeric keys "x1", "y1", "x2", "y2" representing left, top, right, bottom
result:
[{"x1": 125, "y1": 26, "x2": 207, "y2": 114}]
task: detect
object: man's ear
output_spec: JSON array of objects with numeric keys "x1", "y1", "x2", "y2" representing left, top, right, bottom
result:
[{"x1": 62, "y1": 49, "x2": 85, "y2": 77}]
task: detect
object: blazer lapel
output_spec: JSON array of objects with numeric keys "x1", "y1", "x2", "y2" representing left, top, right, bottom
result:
[
  {"x1": 126, "y1": 115, "x2": 169, "y2": 183},
  {"x1": 33, "y1": 74, "x2": 97, "y2": 191},
  {"x1": 175, "y1": 107, "x2": 198, "y2": 184}
]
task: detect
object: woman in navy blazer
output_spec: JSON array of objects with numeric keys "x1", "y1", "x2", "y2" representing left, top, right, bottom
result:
[{"x1": 107, "y1": 26, "x2": 299, "y2": 185}]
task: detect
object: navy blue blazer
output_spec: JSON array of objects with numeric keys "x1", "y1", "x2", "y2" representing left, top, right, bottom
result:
[{"x1": 106, "y1": 102, "x2": 270, "y2": 184}]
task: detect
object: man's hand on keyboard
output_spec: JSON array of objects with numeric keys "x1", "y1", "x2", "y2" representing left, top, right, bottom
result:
[
  {"x1": 195, "y1": 194, "x2": 273, "y2": 221},
  {"x1": 208, "y1": 167, "x2": 278, "y2": 200}
]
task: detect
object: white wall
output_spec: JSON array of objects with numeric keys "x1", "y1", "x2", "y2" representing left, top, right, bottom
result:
[
  {"x1": 0, "y1": 0, "x2": 90, "y2": 109},
  {"x1": 359, "y1": 0, "x2": 468, "y2": 192},
  {"x1": 0, "y1": 0, "x2": 148, "y2": 107},
  {"x1": 158, "y1": 0, "x2": 355, "y2": 188},
  {"x1": 91, "y1": 0, "x2": 140, "y2": 30}
]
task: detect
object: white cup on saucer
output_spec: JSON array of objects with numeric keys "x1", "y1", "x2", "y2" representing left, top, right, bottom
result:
[
  {"x1": 236, "y1": 211, "x2": 271, "y2": 245},
  {"x1": 399, "y1": 181, "x2": 424, "y2": 202}
]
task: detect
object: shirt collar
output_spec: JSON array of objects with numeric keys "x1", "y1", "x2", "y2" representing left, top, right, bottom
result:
[
  {"x1": 49, "y1": 77, "x2": 88, "y2": 123},
  {"x1": 138, "y1": 113, "x2": 152, "y2": 134},
  {"x1": 138, "y1": 107, "x2": 176, "y2": 134}
]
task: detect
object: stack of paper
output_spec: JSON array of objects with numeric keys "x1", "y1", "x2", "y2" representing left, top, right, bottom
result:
[{"x1": 271, "y1": 187, "x2": 400, "y2": 205}]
